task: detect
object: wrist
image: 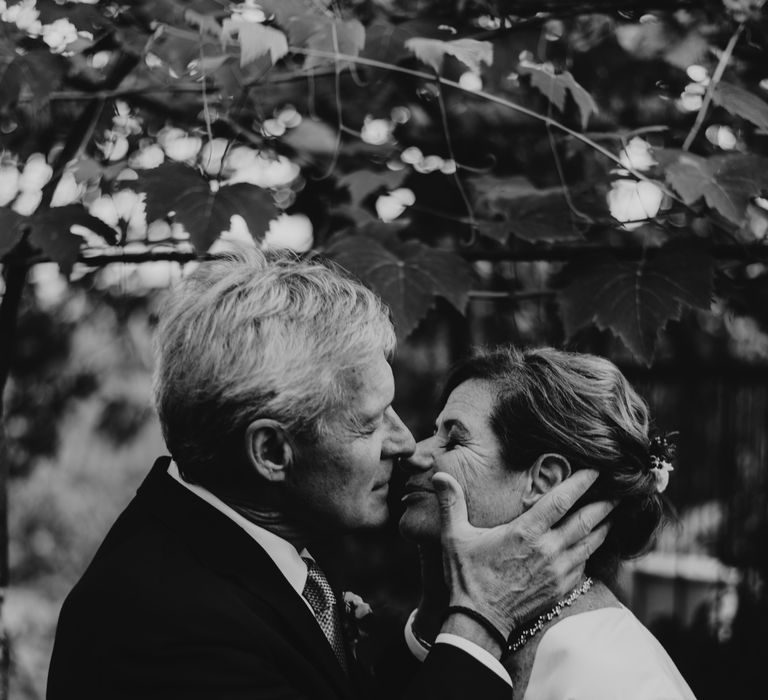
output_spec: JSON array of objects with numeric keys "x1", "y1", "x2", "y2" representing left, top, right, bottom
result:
[
  {"x1": 413, "y1": 598, "x2": 445, "y2": 645},
  {"x1": 439, "y1": 606, "x2": 507, "y2": 660}
]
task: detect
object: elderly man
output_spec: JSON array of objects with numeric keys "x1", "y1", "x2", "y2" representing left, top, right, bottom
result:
[{"x1": 47, "y1": 247, "x2": 610, "y2": 699}]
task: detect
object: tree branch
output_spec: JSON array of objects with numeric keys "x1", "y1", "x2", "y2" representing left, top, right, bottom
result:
[
  {"x1": 0, "y1": 262, "x2": 28, "y2": 700},
  {"x1": 2, "y1": 240, "x2": 760, "y2": 268}
]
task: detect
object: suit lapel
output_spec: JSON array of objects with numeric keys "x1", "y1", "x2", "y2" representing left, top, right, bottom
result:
[{"x1": 136, "y1": 458, "x2": 355, "y2": 700}]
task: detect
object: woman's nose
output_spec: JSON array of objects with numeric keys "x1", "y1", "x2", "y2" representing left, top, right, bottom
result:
[{"x1": 402, "y1": 437, "x2": 435, "y2": 473}]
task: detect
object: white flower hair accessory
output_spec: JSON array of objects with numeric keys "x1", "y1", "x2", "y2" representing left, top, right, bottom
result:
[{"x1": 649, "y1": 433, "x2": 676, "y2": 493}]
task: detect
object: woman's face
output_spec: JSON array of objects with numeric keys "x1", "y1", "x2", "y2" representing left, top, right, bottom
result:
[{"x1": 399, "y1": 379, "x2": 529, "y2": 542}]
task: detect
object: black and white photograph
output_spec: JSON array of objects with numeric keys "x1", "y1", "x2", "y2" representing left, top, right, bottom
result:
[{"x1": 1, "y1": 1, "x2": 767, "y2": 698}]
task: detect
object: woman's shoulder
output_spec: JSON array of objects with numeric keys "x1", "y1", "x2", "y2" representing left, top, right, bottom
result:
[{"x1": 523, "y1": 607, "x2": 697, "y2": 700}]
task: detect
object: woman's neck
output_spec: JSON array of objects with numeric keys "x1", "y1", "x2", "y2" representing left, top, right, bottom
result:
[{"x1": 505, "y1": 579, "x2": 621, "y2": 700}]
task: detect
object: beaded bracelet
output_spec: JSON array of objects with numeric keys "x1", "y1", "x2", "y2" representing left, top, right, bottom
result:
[{"x1": 440, "y1": 605, "x2": 507, "y2": 650}]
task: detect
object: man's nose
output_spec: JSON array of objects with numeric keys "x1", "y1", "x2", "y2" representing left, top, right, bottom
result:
[
  {"x1": 402, "y1": 437, "x2": 435, "y2": 473},
  {"x1": 384, "y1": 408, "x2": 416, "y2": 458}
]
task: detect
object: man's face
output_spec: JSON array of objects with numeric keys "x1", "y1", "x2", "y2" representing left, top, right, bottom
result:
[{"x1": 287, "y1": 354, "x2": 416, "y2": 533}]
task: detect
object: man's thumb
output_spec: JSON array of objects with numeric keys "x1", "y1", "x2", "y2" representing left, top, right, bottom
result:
[{"x1": 432, "y1": 472, "x2": 469, "y2": 536}]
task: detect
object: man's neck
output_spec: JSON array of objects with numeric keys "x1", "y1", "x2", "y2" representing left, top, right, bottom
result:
[
  {"x1": 171, "y1": 462, "x2": 317, "y2": 551},
  {"x1": 219, "y1": 495, "x2": 312, "y2": 552}
]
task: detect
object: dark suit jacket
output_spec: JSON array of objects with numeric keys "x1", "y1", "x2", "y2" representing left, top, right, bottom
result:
[{"x1": 47, "y1": 457, "x2": 510, "y2": 699}]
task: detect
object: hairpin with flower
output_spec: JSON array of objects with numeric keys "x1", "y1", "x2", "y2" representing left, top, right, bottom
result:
[{"x1": 648, "y1": 431, "x2": 677, "y2": 493}]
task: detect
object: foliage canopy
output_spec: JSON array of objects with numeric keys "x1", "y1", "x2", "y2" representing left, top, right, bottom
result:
[{"x1": 1, "y1": 0, "x2": 767, "y2": 364}]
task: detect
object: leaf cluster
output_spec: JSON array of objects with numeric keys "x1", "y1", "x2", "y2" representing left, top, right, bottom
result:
[{"x1": 1, "y1": 0, "x2": 768, "y2": 364}]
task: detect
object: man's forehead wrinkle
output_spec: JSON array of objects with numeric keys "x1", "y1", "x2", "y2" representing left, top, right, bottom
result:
[{"x1": 342, "y1": 359, "x2": 394, "y2": 423}]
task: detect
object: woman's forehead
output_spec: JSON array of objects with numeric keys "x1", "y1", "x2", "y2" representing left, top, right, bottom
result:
[{"x1": 439, "y1": 379, "x2": 497, "y2": 424}]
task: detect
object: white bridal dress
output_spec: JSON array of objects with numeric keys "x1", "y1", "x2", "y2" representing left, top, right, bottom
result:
[{"x1": 523, "y1": 606, "x2": 697, "y2": 700}]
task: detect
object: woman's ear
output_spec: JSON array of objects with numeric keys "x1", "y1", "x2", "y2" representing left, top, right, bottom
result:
[
  {"x1": 522, "y1": 453, "x2": 572, "y2": 508},
  {"x1": 244, "y1": 419, "x2": 293, "y2": 482}
]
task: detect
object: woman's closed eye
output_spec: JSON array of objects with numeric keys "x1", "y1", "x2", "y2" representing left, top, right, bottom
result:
[{"x1": 437, "y1": 428, "x2": 464, "y2": 450}]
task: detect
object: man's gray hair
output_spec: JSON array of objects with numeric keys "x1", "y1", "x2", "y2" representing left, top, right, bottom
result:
[{"x1": 153, "y1": 245, "x2": 396, "y2": 488}]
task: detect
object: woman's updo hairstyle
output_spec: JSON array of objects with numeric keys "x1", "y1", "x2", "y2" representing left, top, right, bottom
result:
[{"x1": 441, "y1": 346, "x2": 667, "y2": 583}]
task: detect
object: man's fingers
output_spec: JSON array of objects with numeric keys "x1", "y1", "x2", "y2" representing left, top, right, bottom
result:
[
  {"x1": 560, "y1": 522, "x2": 611, "y2": 579},
  {"x1": 574, "y1": 521, "x2": 610, "y2": 561},
  {"x1": 517, "y1": 469, "x2": 600, "y2": 535},
  {"x1": 432, "y1": 472, "x2": 470, "y2": 540},
  {"x1": 558, "y1": 499, "x2": 615, "y2": 547}
]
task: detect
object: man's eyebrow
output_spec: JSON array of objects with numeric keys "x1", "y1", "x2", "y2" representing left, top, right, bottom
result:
[{"x1": 361, "y1": 394, "x2": 393, "y2": 423}]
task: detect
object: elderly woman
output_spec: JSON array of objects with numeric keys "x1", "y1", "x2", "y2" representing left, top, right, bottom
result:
[{"x1": 400, "y1": 346, "x2": 696, "y2": 700}]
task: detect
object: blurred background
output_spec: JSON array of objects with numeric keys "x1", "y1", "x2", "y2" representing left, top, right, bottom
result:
[
  {"x1": 4, "y1": 261, "x2": 768, "y2": 699},
  {"x1": 2, "y1": 0, "x2": 768, "y2": 698}
]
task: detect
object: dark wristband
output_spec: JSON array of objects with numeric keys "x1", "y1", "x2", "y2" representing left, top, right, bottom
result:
[{"x1": 440, "y1": 605, "x2": 507, "y2": 650}]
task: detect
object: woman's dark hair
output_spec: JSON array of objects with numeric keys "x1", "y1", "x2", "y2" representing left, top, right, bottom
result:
[{"x1": 441, "y1": 346, "x2": 665, "y2": 583}]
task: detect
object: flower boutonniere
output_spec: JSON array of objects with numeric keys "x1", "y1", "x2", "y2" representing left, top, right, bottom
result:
[{"x1": 341, "y1": 591, "x2": 374, "y2": 664}]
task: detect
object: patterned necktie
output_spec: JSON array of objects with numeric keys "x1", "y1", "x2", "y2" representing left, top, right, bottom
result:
[{"x1": 302, "y1": 558, "x2": 349, "y2": 674}]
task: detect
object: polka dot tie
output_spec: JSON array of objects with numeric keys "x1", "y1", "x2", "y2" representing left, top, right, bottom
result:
[{"x1": 302, "y1": 558, "x2": 349, "y2": 674}]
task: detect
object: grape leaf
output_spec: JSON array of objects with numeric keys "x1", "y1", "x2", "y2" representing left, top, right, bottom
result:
[
  {"x1": 484, "y1": 192, "x2": 585, "y2": 244},
  {"x1": 0, "y1": 48, "x2": 63, "y2": 117},
  {"x1": 405, "y1": 37, "x2": 493, "y2": 74},
  {"x1": 221, "y1": 19, "x2": 288, "y2": 66},
  {"x1": 133, "y1": 0, "x2": 221, "y2": 25},
  {"x1": 327, "y1": 233, "x2": 473, "y2": 339},
  {"x1": 286, "y1": 18, "x2": 365, "y2": 70},
  {"x1": 0, "y1": 209, "x2": 25, "y2": 258},
  {"x1": 184, "y1": 9, "x2": 223, "y2": 38},
  {"x1": 518, "y1": 64, "x2": 598, "y2": 130},
  {"x1": 256, "y1": 0, "x2": 332, "y2": 27},
  {"x1": 363, "y1": 19, "x2": 437, "y2": 64},
  {"x1": 38, "y1": 0, "x2": 110, "y2": 29},
  {"x1": 136, "y1": 163, "x2": 277, "y2": 252},
  {"x1": 712, "y1": 82, "x2": 768, "y2": 133},
  {"x1": 663, "y1": 152, "x2": 768, "y2": 225},
  {"x1": 470, "y1": 176, "x2": 586, "y2": 243},
  {"x1": 339, "y1": 169, "x2": 408, "y2": 207},
  {"x1": 27, "y1": 205, "x2": 119, "y2": 276},
  {"x1": 558, "y1": 240, "x2": 713, "y2": 365}
]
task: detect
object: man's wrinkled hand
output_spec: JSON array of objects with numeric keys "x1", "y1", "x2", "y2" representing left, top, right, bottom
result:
[{"x1": 433, "y1": 469, "x2": 613, "y2": 639}]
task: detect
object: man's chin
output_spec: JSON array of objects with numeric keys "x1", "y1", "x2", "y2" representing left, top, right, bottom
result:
[{"x1": 353, "y1": 502, "x2": 389, "y2": 530}]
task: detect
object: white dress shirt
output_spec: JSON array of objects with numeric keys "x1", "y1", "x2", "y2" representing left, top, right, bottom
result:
[{"x1": 168, "y1": 462, "x2": 511, "y2": 686}]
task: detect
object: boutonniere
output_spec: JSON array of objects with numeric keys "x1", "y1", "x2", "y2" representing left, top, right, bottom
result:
[{"x1": 341, "y1": 591, "x2": 374, "y2": 664}]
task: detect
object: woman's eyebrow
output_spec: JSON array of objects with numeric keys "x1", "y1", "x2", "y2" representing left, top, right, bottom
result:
[{"x1": 436, "y1": 418, "x2": 471, "y2": 437}]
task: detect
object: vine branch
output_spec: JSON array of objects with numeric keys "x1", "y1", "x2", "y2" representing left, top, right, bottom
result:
[
  {"x1": 288, "y1": 47, "x2": 684, "y2": 205},
  {"x1": 682, "y1": 22, "x2": 744, "y2": 151}
]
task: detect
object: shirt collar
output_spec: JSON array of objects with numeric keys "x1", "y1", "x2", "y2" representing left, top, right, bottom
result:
[{"x1": 167, "y1": 461, "x2": 311, "y2": 597}]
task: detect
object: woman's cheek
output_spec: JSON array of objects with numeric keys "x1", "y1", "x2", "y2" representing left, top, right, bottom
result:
[{"x1": 440, "y1": 453, "x2": 478, "y2": 496}]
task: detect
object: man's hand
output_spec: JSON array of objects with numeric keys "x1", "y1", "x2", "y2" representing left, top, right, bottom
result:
[{"x1": 433, "y1": 469, "x2": 612, "y2": 648}]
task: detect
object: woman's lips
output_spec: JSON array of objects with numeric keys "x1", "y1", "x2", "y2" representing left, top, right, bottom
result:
[{"x1": 401, "y1": 484, "x2": 435, "y2": 503}]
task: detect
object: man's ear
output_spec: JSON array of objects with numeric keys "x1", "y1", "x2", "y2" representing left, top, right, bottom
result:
[
  {"x1": 244, "y1": 419, "x2": 293, "y2": 483},
  {"x1": 522, "y1": 453, "x2": 572, "y2": 508}
]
